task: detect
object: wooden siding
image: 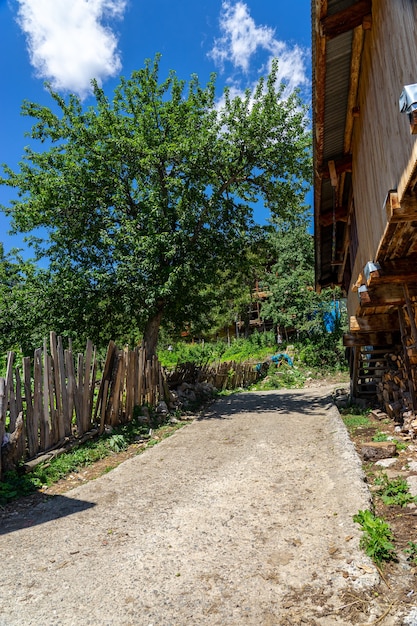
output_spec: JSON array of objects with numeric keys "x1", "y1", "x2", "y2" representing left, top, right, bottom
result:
[{"x1": 350, "y1": 0, "x2": 417, "y2": 288}]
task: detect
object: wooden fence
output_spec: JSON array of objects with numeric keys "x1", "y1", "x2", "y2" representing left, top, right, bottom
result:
[
  {"x1": 0, "y1": 334, "x2": 263, "y2": 477},
  {"x1": 0, "y1": 333, "x2": 168, "y2": 476},
  {"x1": 166, "y1": 360, "x2": 261, "y2": 391}
]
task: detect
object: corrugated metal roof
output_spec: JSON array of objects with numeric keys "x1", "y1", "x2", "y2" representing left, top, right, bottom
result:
[
  {"x1": 323, "y1": 31, "x2": 353, "y2": 158},
  {"x1": 312, "y1": 0, "x2": 358, "y2": 287}
]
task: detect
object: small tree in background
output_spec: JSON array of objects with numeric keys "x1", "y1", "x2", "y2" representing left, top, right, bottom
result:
[{"x1": 262, "y1": 218, "x2": 347, "y2": 367}]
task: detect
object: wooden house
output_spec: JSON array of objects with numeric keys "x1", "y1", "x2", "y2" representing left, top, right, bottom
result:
[{"x1": 312, "y1": 0, "x2": 417, "y2": 414}]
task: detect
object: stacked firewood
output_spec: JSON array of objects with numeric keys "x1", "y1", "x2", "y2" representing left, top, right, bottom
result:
[{"x1": 377, "y1": 351, "x2": 415, "y2": 424}]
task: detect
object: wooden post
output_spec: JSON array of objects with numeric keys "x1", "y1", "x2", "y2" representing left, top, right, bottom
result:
[
  {"x1": 109, "y1": 351, "x2": 123, "y2": 426},
  {"x1": 41, "y1": 338, "x2": 50, "y2": 451},
  {"x1": 125, "y1": 350, "x2": 135, "y2": 421},
  {"x1": 76, "y1": 353, "x2": 84, "y2": 435},
  {"x1": 351, "y1": 346, "x2": 360, "y2": 400},
  {"x1": 93, "y1": 340, "x2": 116, "y2": 424},
  {"x1": 82, "y1": 340, "x2": 94, "y2": 433},
  {"x1": 99, "y1": 379, "x2": 110, "y2": 434},
  {"x1": 65, "y1": 349, "x2": 75, "y2": 436},
  {"x1": 50, "y1": 332, "x2": 63, "y2": 440},
  {"x1": 6, "y1": 352, "x2": 17, "y2": 432},
  {"x1": 58, "y1": 335, "x2": 70, "y2": 437},
  {"x1": 89, "y1": 347, "x2": 97, "y2": 428},
  {"x1": 33, "y1": 348, "x2": 43, "y2": 454},
  {"x1": 24, "y1": 357, "x2": 37, "y2": 458},
  {"x1": 15, "y1": 367, "x2": 26, "y2": 460},
  {"x1": 0, "y1": 378, "x2": 5, "y2": 480},
  {"x1": 138, "y1": 347, "x2": 145, "y2": 406}
]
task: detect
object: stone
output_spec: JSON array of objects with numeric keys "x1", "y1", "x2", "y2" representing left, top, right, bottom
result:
[
  {"x1": 361, "y1": 441, "x2": 397, "y2": 461},
  {"x1": 178, "y1": 382, "x2": 192, "y2": 392},
  {"x1": 370, "y1": 409, "x2": 388, "y2": 421},
  {"x1": 375, "y1": 457, "x2": 397, "y2": 468},
  {"x1": 406, "y1": 475, "x2": 417, "y2": 498},
  {"x1": 156, "y1": 401, "x2": 168, "y2": 414}
]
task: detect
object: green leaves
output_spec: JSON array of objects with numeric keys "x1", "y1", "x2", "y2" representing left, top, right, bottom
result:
[
  {"x1": 353, "y1": 509, "x2": 397, "y2": 565},
  {"x1": 374, "y1": 473, "x2": 417, "y2": 508},
  {"x1": 1, "y1": 54, "x2": 311, "y2": 353}
]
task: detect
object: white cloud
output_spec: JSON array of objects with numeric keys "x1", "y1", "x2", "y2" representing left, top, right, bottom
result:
[
  {"x1": 16, "y1": 0, "x2": 127, "y2": 97},
  {"x1": 209, "y1": 1, "x2": 309, "y2": 94}
]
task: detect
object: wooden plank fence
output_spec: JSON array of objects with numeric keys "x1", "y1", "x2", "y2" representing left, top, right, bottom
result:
[
  {"x1": 0, "y1": 333, "x2": 263, "y2": 478},
  {"x1": 166, "y1": 360, "x2": 261, "y2": 391},
  {"x1": 0, "y1": 334, "x2": 168, "y2": 477}
]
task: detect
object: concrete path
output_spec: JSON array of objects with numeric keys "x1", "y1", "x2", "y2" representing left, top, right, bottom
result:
[{"x1": 0, "y1": 386, "x2": 380, "y2": 625}]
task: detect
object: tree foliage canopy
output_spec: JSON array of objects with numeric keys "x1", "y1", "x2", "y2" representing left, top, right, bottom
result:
[
  {"x1": 262, "y1": 217, "x2": 345, "y2": 346},
  {"x1": 1, "y1": 56, "x2": 311, "y2": 354}
]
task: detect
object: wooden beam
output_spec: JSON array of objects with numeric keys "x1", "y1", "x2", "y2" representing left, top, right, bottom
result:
[
  {"x1": 313, "y1": 0, "x2": 328, "y2": 289},
  {"x1": 344, "y1": 26, "x2": 365, "y2": 154},
  {"x1": 321, "y1": 0, "x2": 372, "y2": 40},
  {"x1": 360, "y1": 295, "x2": 405, "y2": 308},
  {"x1": 343, "y1": 331, "x2": 398, "y2": 347},
  {"x1": 375, "y1": 221, "x2": 398, "y2": 262},
  {"x1": 386, "y1": 191, "x2": 417, "y2": 223},
  {"x1": 320, "y1": 154, "x2": 352, "y2": 178},
  {"x1": 319, "y1": 205, "x2": 348, "y2": 227},
  {"x1": 350, "y1": 314, "x2": 399, "y2": 333},
  {"x1": 368, "y1": 258, "x2": 417, "y2": 287},
  {"x1": 328, "y1": 159, "x2": 338, "y2": 188}
]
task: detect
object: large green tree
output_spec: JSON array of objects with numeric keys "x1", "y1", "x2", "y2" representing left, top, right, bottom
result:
[{"x1": 1, "y1": 56, "x2": 311, "y2": 355}]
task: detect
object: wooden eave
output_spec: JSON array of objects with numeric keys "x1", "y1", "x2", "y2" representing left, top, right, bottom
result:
[
  {"x1": 313, "y1": 0, "x2": 371, "y2": 291},
  {"x1": 320, "y1": 0, "x2": 372, "y2": 40}
]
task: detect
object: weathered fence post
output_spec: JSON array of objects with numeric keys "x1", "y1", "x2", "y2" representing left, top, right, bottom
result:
[{"x1": 0, "y1": 378, "x2": 5, "y2": 480}]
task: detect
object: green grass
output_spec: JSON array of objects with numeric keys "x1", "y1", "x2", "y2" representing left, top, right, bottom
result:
[
  {"x1": 340, "y1": 409, "x2": 372, "y2": 434},
  {"x1": 0, "y1": 417, "x2": 187, "y2": 505},
  {"x1": 158, "y1": 334, "x2": 278, "y2": 368},
  {"x1": 158, "y1": 334, "x2": 349, "y2": 372}
]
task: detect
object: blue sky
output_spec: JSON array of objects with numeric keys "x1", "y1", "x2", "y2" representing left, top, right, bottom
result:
[{"x1": 0, "y1": 0, "x2": 312, "y2": 256}]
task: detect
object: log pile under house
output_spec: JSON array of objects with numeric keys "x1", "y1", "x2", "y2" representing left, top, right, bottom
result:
[{"x1": 312, "y1": 0, "x2": 417, "y2": 422}]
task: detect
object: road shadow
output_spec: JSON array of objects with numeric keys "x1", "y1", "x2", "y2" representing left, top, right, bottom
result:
[
  {"x1": 0, "y1": 494, "x2": 96, "y2": 536},
  {"x1": 198, "y1": 388, "x2": 336, "y2": 421}
]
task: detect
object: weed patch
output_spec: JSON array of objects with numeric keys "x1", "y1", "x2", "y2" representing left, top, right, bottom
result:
[
  {"x1": 353, "y1": 509, "x2": 397, "y2": 566},
  {"x1": 404, "y1": 541, "x2": 417, "y2": 565},
  {"x1": 372, "y1": 431, "x2": 389, "y2": 442},
  {"x1": 374, "y1": 473, "x2": 417, "y2": 508}
]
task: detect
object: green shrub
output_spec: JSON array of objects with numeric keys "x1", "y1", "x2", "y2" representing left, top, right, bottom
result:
[
  {"x1": 404, "y1": 541, "x2": 417, "y2": 565},
  {"x1": 296, "y1": 336, "x2": 347, "y2": 371},
  {"x1": 374, "y1": 473, "x2": 417, "y2": 508},
  {"x1": 353, "y1": 509, "x2": 396, "y2": 565},
  {"x1": 251, "y1": 362, "x2": 306, "y2": 390}
]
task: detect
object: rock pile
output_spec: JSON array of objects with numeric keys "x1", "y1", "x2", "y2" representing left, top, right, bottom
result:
[{"x1": 167, "y1": 381, "x2": 216, "y2": 410}]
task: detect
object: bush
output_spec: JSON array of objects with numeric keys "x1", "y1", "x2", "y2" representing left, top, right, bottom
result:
[
  {"x1": 353, "y1": 509, "x2": 396, "y2": 565},
  {"x1": 296, "y1": 336, "x2": 347, "y2": 371}
]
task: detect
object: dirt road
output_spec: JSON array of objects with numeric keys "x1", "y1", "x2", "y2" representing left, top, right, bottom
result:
[{"x1": 0, "y1": 386, "x2": 395, "y2": 625}]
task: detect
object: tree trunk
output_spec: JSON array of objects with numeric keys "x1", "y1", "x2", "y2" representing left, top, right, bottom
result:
[{"x1": 142, "y1": 303, "x2": 164, "y2": 358}]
